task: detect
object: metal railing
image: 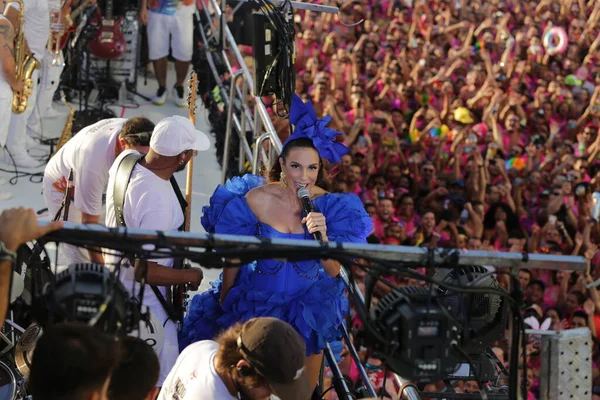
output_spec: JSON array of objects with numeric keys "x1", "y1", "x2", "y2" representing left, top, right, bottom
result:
[{"x1": 196, "y1": 0, "x2": 283, "y2": 185}]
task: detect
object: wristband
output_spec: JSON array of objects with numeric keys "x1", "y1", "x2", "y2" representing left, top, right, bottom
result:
[{"x1": 0, "y1": 241, "x2": 16, "y2": 263}]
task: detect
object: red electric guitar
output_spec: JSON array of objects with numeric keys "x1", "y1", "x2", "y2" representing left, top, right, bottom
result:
[{"x1": 88, "y1": 0, "x2": 126, "y2": 60}]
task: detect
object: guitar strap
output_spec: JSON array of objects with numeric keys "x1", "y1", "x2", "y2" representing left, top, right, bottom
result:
[{"x1": 113, "y1": 152, "x2": 188, "y2": 326}]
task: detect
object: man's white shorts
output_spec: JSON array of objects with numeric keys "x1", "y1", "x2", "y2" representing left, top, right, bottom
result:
[{"x1": 147, "y1": 11, "x2": 194, "y2": 62}]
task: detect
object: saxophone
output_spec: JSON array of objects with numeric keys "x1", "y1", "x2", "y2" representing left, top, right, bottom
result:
[
  {"x1": 5, "y1": 0, "x2": 41, "y2": 114},
  {"x1": 51, "y1": 91, "x2": 75, "y2": 157}
]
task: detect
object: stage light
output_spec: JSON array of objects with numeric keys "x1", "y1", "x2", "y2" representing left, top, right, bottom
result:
[
  {"x1": 368, "y1": 286, "x2": 460, "y2": 382},
  {"x1": 433, "y1": 265, "x2": 507, "y2": 354},
  {"x1": 36, "y1": 263, "x2": 140, "y2": 335}
]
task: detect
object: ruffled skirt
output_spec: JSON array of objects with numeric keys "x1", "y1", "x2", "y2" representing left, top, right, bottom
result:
[{"x1": 179, "y1": 263, "x2": 349, "y2": 355}]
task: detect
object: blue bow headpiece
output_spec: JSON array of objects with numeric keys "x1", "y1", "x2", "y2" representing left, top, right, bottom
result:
[{"x1": 281, "y1": 95, "x2": 349, "y2": 163}]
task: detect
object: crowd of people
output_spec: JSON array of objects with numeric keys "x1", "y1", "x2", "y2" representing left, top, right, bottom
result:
[
  {"x1": 268, "y1": 0, "x2": 600, "y2": 398},
  {"x1": 3, "y1": 0, "x2": 600, "y2": 398}
]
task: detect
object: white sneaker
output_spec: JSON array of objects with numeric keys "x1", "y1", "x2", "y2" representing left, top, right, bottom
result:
[
  {"x1": 173, "y1": 86, "x2": 187, "y2": 108},
  {"x1": 9, "y1": 151, "x2": 43, "y2": 169},
  {"x1": 152, "y1": 87, "x2": 167, "y2": 106}
]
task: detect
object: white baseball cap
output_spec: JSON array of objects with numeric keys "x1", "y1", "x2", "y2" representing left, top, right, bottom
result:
[{"x1": 150, "y1": 115, "x2": 210, "y2": 156}]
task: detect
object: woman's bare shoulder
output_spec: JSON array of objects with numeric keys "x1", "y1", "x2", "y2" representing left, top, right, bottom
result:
[{"x1": 245, "y1": 184, "x2": 281, "y2": 210}]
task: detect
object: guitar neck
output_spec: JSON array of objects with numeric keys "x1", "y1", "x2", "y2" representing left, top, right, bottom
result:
[
  {"x1": 70, "y1": 0, "x2": 92, "y2": 20},
  {"x1": 105, "y1": 0, "x2": 114, "y2": 20}
]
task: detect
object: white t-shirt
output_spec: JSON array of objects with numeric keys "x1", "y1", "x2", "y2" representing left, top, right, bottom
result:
[
  {"x1": 105, "y1": 149, "x2": 184, "y2": 308},
  {"x1": 44, "y1": 118, "x2": 126, "y2": 216},
  {"x1": 8, "y1": 0, "x2": 50, "y2": 61},
  {"x1": 158, "y1": 341, "x2": 236, "y2": 400}
]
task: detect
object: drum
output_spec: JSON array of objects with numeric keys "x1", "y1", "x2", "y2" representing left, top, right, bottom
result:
[{"x1": 0, "y1": 361, "x2": 16, "y2": 400}]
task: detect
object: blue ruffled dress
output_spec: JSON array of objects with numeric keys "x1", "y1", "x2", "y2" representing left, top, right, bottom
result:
[{"x1": 180, "y1": 175, "x2": 372, "y2": 355}]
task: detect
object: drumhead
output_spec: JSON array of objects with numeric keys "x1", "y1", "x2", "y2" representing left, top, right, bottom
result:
[{"x1": 0, "y1": 361, "x2": 16, "y2": 400}]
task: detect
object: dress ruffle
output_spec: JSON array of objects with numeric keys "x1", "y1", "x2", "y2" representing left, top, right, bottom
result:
[
  {"x1": 181, "y1": 265, "x2": 349, "y2": 355},
  {"x1": 200, "y1": 174, "x2": 265, "y2": 235},
  {"x1": 179, "y1": 277, "x2": 224, "y2": 350},
  {"x1": 181, "y1": 175, "x2": 373, "y2": 354},
  {"x1": 313, "y1": 193, "x2": 373, "y2": 243}
]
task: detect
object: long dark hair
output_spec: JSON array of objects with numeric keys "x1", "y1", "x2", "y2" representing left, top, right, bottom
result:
[{"x1": 267, "y1": 138, "x2": 331, "y2": 190}]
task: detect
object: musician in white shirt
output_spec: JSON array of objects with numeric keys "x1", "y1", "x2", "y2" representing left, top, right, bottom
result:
[
  {"x1": 3, "y1": 0, "x2": 50, "y2": 168},
  {"x1": 0, "y1": 0, "x2": 25, "y2": 199},
  {"x1": 26, "y1": 0, "x2": 76, "y2": 138},
  {"x1": 105, "y1": 116, "x2": 208, "y2": 386},
  {"x1": 43, "y1": 116, "x2": 154, "y2": 265}
]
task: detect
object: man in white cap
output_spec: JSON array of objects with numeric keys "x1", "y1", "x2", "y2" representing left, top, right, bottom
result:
[
  {"x1": 104, "y1": 115, "x2": 209, "y2": 387},
  {"x1": 43, "y1": 116, "x2": 155, "y2": 266}
]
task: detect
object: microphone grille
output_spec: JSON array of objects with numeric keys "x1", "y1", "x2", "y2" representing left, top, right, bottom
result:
[{"x1": 297, "y1": 187, "x2": 310, "y2": 199}]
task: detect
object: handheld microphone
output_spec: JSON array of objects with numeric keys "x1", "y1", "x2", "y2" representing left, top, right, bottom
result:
[{"x1": 298, "y1": 187, "x2": 322, "y2": 241}]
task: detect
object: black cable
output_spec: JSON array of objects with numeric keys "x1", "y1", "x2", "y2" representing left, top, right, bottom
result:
[
  {"x1": 0, "y1": 166, "x2": 44, "y2": 184},
  {"x1": 320, "y1": 386, "x2": 335, "y2": 398},
  {"x1": 379, "y1": 365, "x2": 389, "y2": 399}
]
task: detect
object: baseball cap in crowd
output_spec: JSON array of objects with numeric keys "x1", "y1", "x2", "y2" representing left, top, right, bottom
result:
[
  {"x1": 150, "y1": 116, "x2": 210, "y2": 156},
  {"x1": 237, "y1": 318, "x2": 310, "y2": 400}
]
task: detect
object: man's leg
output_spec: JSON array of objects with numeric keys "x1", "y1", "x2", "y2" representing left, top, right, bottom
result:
[
  {"x1": 147, "y1": 11, "x2": 170, "y2": 105},
  {"x1": 170, "y1": 12, "x2": 194, "y2": 107},
  {"x1": 5, "y1": 69, "x2": 41, "y2": 168},
  {"x1": 0, "y1": 94, "x2": 13, "y2": 199},
  {"x1": 27, "y1": 49, "x2": 65, "y2": 139}
]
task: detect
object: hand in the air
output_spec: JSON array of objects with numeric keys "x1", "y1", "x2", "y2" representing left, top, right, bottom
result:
[{"x1": 0, "y1": 208, "x2": 63, "y2": 252}]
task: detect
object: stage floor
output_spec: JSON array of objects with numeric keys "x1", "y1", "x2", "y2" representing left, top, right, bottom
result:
[{"x1": 0, "y1": 64, "x2": 224, "y2": 292}]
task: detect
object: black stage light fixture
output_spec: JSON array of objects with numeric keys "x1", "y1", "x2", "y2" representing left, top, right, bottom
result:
[
  {"x1": 368, "y1": 286, "x2": 460, "y2": 382},
  {"x1": 36, "y1": 263, "x2": 140, "y2": 336},
  {"x1": 433, "y1": 265, "x2": 508, "y2": 354},
  {"x1": 252, "y1": 10, "x2": 280, "y2": 97}
]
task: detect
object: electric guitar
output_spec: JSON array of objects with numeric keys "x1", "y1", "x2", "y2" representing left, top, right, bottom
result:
[
  {"x1": 52, "y1": 0, "x2": 94, "y2": 50},
  {"x1": 172, "y1": 72, "x2": 199, "y2": 323},
  {"x1": 88, "y1": 0, "x2": 126, "y2": 60}
]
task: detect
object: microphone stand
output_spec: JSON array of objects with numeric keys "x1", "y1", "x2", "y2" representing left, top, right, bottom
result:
[{"x1": 52, "y1": 169, "x2": 74, "y2": 222}]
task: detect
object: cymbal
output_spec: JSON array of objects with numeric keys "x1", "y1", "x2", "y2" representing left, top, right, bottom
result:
[{"x1": 14, "y1": 323, "x2": 42, "y2": 380}]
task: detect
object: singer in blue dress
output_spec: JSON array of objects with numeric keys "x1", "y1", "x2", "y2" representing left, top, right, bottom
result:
[{"x1": 180, "y1": 95, "x2": 372, "y2": 389}]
